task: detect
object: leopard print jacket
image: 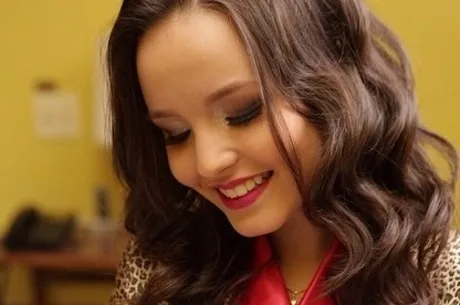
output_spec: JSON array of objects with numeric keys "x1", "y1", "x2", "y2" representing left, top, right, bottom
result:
[{"x1": 109, "y1": 232, "x2": 460, "y2": 305}]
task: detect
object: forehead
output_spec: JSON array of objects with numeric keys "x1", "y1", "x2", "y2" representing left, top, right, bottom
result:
[{"x1": 136, "y1": 7, "x2": 256, "y2": 107}]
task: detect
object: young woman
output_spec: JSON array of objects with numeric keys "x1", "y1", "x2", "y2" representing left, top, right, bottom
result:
[{"x1": 107, "y1": 1, "x2": 459, "y2": 304}]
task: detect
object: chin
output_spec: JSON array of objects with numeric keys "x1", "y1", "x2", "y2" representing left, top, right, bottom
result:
[{"x1": 227, "y1": 214, "x2": 286, "y2": 238}]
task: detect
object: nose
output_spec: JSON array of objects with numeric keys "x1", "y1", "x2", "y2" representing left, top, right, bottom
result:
[{"x1": 194, "y1": 131, "x2": 238, "y2": 181}]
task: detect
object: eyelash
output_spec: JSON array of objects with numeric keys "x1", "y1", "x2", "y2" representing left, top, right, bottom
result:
[
  {"x1": 163, "y1": 129, "x2": 191, "y2": 146},
  {"x1": 226, "y1": 100, "x2": 263, "y2": 126},
  {"x1": 163, "y1": 100, "x2": 263, "y2": 146}
]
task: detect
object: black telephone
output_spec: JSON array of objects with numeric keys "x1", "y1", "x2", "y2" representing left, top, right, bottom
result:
[{"x1": 2, "y1": 206, "x2": 75, "y2": 251}]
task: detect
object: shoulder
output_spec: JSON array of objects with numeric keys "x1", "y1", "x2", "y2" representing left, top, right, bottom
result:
[
  {"x1": 430, "y1": 230, "x2": 460, "y2": 304},
  {"x1": 109, "y1": 239, "x2": 160, "y2": 305}
]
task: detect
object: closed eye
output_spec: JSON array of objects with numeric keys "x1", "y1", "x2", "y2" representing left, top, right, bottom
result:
[
  {"x1": 225, "y1": 100, "x2": 263, "y2": 126},
  {"x1": 162, "y1": 129, "x2": 191, "y2": 145},
  {"x1": 148, "y1": 116, "x2": 191, "y2": 146}
]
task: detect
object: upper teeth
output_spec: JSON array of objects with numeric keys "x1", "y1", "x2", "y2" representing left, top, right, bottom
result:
[{"x1": 219, "y1": 173, "x2": 267, "y2": 199}]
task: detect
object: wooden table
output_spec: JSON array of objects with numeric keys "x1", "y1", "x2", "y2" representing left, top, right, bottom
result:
[{"x1": 0, "y1": 230, "x2": 128, "y2": 305}]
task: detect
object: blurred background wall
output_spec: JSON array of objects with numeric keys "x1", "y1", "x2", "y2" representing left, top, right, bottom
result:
[
  {"x1": 372, "y1": 0, "x2": 460, "y2": 202},
  {"x1": 0, "y1": 0, "x2": 122, "y2": 232},
  {"x1": 372, "y1": 0, "x2": 460, "y2": 162},
  {"x1": 0, "y1": 1, "x2": 122, "y2": 304},
  {"x1": 0, "y1": 0, "x2": 458, "y2": 304}
]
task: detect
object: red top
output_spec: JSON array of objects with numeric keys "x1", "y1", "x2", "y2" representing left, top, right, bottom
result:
[{"x1": 240, "y1": 237, "x2": 340, "y2": 305}]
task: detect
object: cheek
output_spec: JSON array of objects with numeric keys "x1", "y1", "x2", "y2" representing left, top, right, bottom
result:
[
  {"x1": 240, "y1": 124, "x2": 278, "y2": 162},
  {"x1": 166, "y1": 147, "x2": 196, "y2": 188},
  {"x1": 281, "y1": 107, "x2": 322, "y2": 176}
]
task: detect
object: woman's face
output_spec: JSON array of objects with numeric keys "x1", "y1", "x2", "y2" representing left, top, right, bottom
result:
[{"x1": 136, "y1": 7, "x2": 322, "y2": 237}]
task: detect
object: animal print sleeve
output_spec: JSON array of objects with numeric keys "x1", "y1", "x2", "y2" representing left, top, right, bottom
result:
[
  {"x1": 109, "y1": 234, "x2": 460, "y2": 304},
  {"x1": 109, "y1": 239, "x2": 156, "y2": 305},
  {"x1": 430, "y1": 231, "x2": 460, "y2": 305}
]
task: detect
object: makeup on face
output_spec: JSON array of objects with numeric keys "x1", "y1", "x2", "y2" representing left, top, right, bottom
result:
[
  {"x1": 216, "y1": 170, "x2": 274, "y2": 210},
  {"x1": 150, "y1": 87, "x2": 264, "y2": 146}
]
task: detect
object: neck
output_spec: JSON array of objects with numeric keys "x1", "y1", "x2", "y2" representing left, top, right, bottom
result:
[{"x1": 270, "y1": 209, "x2": 334, "y2": 292}]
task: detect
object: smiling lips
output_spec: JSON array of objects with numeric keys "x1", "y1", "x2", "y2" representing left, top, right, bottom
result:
[{"x1": 216, "y1": 171, "x2": 273, "y2": 210}]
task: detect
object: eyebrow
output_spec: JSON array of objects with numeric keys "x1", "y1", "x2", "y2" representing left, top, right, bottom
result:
[
  {"x1": 148, "y1": 80, "x2": 258, "y2": 119},
  {"x1": 207, "y1": 80, "x2": 257, "y2": 103}
]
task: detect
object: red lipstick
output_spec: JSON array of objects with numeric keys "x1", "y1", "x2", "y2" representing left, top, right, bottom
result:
[{"x1": 216, "y1": 171, "x2": 273, "y2": 210}]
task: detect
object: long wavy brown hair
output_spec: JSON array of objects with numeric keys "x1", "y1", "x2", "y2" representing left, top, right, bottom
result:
[{"x1": 107, "y1": 0, "x2": 459, "y2": 304}]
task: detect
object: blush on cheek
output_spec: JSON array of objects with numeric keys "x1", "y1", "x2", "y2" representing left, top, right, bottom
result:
[
  {"x1": 282, "y1": 108, "x2": 322, "y2": 165},
  {"x1": 167, "y1": 154, "x2": 197, "y2": 189}
]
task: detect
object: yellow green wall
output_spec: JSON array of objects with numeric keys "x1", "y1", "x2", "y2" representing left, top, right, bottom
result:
[
  {"x1": 0, "y1": 1, "x2": 123, "y2": 227},
  {"x1": 370, "y1": 0, "x2": 460, "y2": 144},
  {"x1": 0, "y1": 0, "x2": 458, "y2": 304},
  {"x1": 0, "y1": 0, "x2": 122, "y2": 304},
  {"x1": 370, "y1": 0, "x2": 460, "y2": 205}
]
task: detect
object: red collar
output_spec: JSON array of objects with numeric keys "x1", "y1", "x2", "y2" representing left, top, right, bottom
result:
[{"x1": 240, "y1": 237, "x2": 339, "y2": 305}]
